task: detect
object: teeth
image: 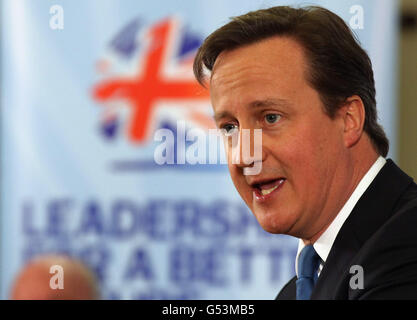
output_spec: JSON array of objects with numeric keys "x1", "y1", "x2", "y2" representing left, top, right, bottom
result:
[
  {"x1": 261, "y1": 185, "x2": 279, "y2": 195},
  {"x1": 258, "y1": 179, "x2": 284, "y2": 196}
]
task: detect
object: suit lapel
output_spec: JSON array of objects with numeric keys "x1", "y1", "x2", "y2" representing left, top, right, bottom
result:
[{"x1": 311, "y1": 159, "x2": 413, "y2": 299}]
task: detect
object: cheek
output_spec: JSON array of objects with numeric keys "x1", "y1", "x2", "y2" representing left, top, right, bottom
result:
[
  {"x1": 227, "y1": 163, "x2": 241, "y2": 186},
  {"x1": 276, "y1": 127, "x2": 329, "y2": 185},
  {"x1": 229, "y1": 166, "x2": 243, "y2": 185},
  {"x1": 228, "y1": 164, "x2": 252, "y2": 200},
  {"x1": 278, "y1": 132, "x2": 317, "y2": 164},
  {"x1": 281, "y1": 123, "x2": 342, "y2": 194}
]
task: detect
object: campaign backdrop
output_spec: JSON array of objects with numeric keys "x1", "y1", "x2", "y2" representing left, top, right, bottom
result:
[{"x1": 1, "y1": 0, "x2": 398, "y2": 299}]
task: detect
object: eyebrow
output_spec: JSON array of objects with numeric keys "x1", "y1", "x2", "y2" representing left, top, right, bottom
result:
[
  {"x1": 213, "y1": 98, "x2": 292, "y2": 122},
  {"x1": 249, "y1": 98, "x2": 292, "y2": 109}
]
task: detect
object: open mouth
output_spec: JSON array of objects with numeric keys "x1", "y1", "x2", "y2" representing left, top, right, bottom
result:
[{"x1": 252, "y1": 178, "x2": 285, "y2": 200}]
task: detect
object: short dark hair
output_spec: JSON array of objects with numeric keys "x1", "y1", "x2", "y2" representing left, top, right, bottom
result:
[{"x1": 193, "y1": 6, "x2": 389, "y2": 156}]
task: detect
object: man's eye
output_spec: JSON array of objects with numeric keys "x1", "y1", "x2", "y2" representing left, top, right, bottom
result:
[
  {"x1": 221, "y1": 124, "x2": 238, "y2": 136},
  {"x1": 264, "y1": 114, "x2": 281, "y2": 124}
]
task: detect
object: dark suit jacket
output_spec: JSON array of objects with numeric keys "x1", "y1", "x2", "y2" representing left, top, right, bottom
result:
[{"x1": 276, "y1": 159, "x2": 417, "y2": 300}]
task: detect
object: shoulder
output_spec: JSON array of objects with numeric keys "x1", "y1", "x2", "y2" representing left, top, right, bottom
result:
[
  {"x1": 275, "y1": 276, "x2": 297, "y2": 300},
  {"x1": 349, "y1": 185, "x2": 417, "y2": 299}
]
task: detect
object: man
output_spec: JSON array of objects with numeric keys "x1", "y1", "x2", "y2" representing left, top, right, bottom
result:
[
  {"x1": 193, "y1": 6, "x2": 417, "y2": 299},
  {"x1": 10, "y1": 255, "x2": 100, "y2": 299}
]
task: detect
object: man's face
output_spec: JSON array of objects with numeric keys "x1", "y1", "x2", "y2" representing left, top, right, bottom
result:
[{"x1": 210, "y1": 37, "x2": 349, "y2": 239}]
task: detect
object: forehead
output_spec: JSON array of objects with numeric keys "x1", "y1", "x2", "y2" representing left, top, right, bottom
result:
[{"x1": 210, "y1": 37, "x2": 309, "y2": 107}]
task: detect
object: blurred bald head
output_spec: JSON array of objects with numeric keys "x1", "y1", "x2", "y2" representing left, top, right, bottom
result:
[{"x1": 10, "y1": 255, "x2": 100, "y2": 300}]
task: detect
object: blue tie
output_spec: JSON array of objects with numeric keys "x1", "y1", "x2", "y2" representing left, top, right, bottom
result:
[{"x1": 296, "y1": 244, "x2": 320, "y2": 300}]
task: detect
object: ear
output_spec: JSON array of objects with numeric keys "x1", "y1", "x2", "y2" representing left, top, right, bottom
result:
[{"x1": 339, "y1": 95, "x2": 365, "y2": 148}]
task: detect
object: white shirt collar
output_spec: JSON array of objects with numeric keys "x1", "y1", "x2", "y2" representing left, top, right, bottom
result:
[{"x1": 295, "y1": 156, "x2": 387, "y2": 277}]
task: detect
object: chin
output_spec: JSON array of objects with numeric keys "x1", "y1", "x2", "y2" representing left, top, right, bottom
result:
[
  {"x1": 259, "y1": 224, "x2": 281, "y2": 234},
  {"x1": 251, "y1": 206, "x2": 298, "y2": 235},
  {"x1": 255, "y1": 215, "x2": 289, "y2": 234}
]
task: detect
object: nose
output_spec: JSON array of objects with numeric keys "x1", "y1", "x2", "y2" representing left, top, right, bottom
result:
[{"x1": 232, "y1": 128, "x2": 264, "y2": 175}]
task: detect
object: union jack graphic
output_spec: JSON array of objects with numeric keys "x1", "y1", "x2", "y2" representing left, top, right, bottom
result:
[{"x1": 92, "y1": 17, "x2": 212, "y2": 144}]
